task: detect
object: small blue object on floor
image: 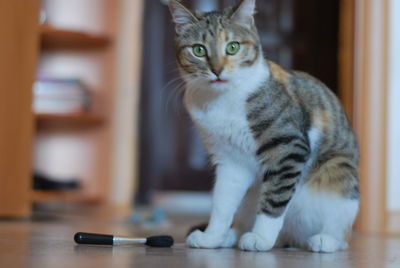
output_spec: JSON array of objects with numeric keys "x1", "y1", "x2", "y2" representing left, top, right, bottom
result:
[{"x1": 130, "y1": 208, "x2": 166, "y2": 227}]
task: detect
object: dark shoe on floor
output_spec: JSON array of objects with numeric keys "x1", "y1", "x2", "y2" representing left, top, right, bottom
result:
[{"x1": 33, "y1": 173, "x2": 80, "y2": 190}]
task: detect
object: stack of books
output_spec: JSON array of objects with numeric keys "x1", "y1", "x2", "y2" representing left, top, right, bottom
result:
[{"x1": 33, "y1": 78, "x2": 91, "y2": 114}]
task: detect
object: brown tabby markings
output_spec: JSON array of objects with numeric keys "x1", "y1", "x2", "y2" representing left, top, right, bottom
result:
[
  {"x1": 267, "y1": 61, "x2": 290, "y2": 84},
  {"x1": 246, "y1": 60, "x2": 359, "y2": 217},
  {"x1": 313, "y1": 110, "x2": 331, "y2": 131},
  {"x1": 308, "y1": 156, "x2": 359, "y2": 198}
]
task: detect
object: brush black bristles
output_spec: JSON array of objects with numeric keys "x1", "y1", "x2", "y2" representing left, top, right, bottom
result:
[{"x1": 145, "y1": 235, "x2": 174, "y2": 247}]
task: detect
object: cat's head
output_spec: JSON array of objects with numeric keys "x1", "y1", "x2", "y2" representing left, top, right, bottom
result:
[{"x1": 169, "y1": 0, "x2": 263, "y2": 91}]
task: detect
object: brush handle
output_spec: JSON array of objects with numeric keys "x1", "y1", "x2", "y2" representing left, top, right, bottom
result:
[
  {"x1": 74, "y1": 232, "x2": 173, "y2": 247},
  {"x1": 74, "y1": 232, "x2": 114, "y2": 245},
  {"x1": 145, "y1": 235, "x2": 174, "y2": 247}
]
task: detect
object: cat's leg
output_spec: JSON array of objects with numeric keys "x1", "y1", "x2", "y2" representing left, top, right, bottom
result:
[
  {"x1": 239, "y1": 213, "x2": 287, "y2": 251},
  {"x1": 306, "y1": 195, "x2": 358, "y2": 253},
  {"x1": 239, "y1": 167, "x2": 305, "y2": 251},
  {"x1": 220, "y1": 228, "x2": 238, "y2": 248},
  {"x1": 239, "y1": 142, "x2": 310, "y2": 251},
  {"x1": 187, "y1": 161, "x2": 255, "y2": 248},
  {"x1": 280, "y1": 183, "x2": 359, "y2": 252},
  {"x1": 304, "y1": 158, "x2": 359, "y2": 253}
]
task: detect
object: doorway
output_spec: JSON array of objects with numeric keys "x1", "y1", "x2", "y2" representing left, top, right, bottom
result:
[{"x1": 137, "y1": 0, "x2": 340, "y2": 204}]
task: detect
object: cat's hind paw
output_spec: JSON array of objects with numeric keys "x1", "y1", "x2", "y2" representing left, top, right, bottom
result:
[
  {"x1": 307, "y1": 234, "x2": 341, "y2": 253},
  {"x1": 239, "y1": 232, "x2": 274, "y2": 251}
]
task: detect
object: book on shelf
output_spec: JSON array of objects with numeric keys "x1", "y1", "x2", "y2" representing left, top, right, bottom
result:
[{"x1": 33, "y1": 78, "x2": 92, "y2": 114}]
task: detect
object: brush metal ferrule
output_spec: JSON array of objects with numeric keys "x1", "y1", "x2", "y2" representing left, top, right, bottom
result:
[{"x1": 113, "y1": 236, "x2": 146, "y2": 246}]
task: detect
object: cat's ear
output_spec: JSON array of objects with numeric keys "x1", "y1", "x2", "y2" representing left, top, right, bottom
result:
[
  {"x1": 230, "y1": 0, "x2": 256, "y2": 25},
  {"x1": 168, "y1": 0, "x2": 198, "y2": 33}
]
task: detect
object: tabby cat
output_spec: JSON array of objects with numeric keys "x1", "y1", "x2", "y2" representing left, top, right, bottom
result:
[{"x1": 168, "y1": 0, "x2": 359, "y2": 252}]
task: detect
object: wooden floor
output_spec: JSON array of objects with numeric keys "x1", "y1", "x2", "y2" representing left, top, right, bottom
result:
[{"x1": 1, "y1": 205, "x2": 400, "y2": 268}]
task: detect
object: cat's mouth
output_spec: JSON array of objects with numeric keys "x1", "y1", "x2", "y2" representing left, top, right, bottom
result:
[{"x1": 210, "y1": 78, "x2": 228, "y2": 84}]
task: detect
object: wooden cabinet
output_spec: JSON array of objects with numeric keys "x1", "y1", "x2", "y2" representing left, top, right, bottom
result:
[
  {"x1": 40, "y1": 25, "x2": 110, "y2": 50},
  {"x1": 0, "y1": 0, "x2": 40, "y2": 217},
  {"x1": 0, "y1": 0, "x2": 118, "y2": 216},
  {"x1": 32, "y1": 4, "x2": 115, "y2": 203}
]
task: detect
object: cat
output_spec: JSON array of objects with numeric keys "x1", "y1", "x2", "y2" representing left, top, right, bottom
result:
[{"x1": 168, "y1": 0, "x2": 359, "y2": 253}]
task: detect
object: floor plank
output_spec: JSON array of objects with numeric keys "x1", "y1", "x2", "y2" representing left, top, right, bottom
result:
[{"x1": 0, "y1": 207, "x2": 399, "y2": 268}]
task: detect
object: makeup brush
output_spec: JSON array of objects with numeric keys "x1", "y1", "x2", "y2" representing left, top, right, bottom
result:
[{"x1": 74, "y1": 232, "x2": 174, "y2": 247}]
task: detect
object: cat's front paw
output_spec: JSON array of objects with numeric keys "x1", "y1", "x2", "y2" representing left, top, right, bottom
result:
[
  {"x1": 186, "y1": 230, "x2": 225, "y2": 249},
  {"x1": 221, "y1": 228, "x2": 237, "y2": 248},
  {"x1": 239, "y1": 232, "x2": 275, "y2": 251},
  {"x1": 307, "y1": 234, "x2": 341, "y2": 253}
]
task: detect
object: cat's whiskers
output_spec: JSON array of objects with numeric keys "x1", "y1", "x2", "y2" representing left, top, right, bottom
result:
[
  {"x1": 163, "y1": 76, "x2": 186, "y2": 112},
  {"x1": 163, "y1": 74, "x2": 198, "y2": 114}
]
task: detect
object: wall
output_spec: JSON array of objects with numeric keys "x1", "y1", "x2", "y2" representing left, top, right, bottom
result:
[{"x1": 387, "y1": 0, "x2": 400, "y2": 212}]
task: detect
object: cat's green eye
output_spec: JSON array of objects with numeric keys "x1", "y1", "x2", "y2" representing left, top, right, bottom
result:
[
  {"x1": 193, "y1": 45, "x2": 207, "y2": 57},
  {"x1": 226, "y1": 42, "x2": 240, "y2": 55}
]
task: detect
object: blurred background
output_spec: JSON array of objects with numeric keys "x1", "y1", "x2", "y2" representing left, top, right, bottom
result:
[{"x1": 0, "y1": 0, "x2": 399, "y2": 234}]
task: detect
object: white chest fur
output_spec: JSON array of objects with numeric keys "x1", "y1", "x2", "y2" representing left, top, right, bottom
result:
[
  {"x1": 185, "y1": 89, "x2": 257, "y2": 159},
  {"x1": 183, "y1": 58, "x2": 269, "y2": 166}
]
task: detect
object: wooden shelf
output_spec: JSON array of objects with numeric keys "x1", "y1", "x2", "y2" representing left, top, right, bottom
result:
[
  {"x1": 31, "y1": 190, "x2": 100, "y2": 203},
  {"x1": 35, "y1": 112, "x2": 104, "y2": 126},
  {"x1": 40, "y1": 25, "x2": 111, "y2": 50}
]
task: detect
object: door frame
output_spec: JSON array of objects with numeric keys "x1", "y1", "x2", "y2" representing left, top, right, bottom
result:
[{"x1": 339, "y1": 0, "x2": 390, "y2": 233}]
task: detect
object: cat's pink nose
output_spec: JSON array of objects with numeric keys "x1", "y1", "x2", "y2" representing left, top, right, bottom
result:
[{"x1": 211, "y1": 68, "x2": 223, "y2": 77}]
